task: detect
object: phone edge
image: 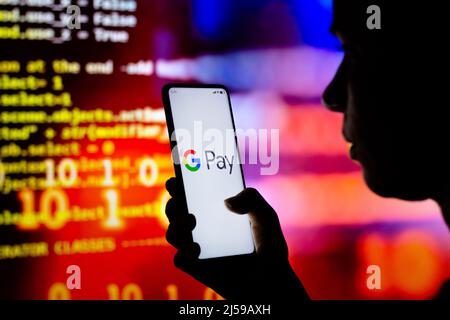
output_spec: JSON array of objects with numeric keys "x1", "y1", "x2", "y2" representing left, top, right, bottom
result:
[{"x1": 161, "y1": 83, "x2": 256, "y2": 260}]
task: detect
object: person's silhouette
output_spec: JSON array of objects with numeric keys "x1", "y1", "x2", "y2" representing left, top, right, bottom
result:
[{"x1": 164, "y1": 0, "x2": 449, "y2": 299}]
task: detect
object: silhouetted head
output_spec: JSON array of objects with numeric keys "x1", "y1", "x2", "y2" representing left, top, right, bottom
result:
[{"x1": 322, "y1": 1, "x2": 449, "y2": 224}]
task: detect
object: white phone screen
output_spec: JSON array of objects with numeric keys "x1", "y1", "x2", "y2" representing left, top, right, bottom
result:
[{"x1": 168, "y1": 87, "x2": 255, "y2": 259}]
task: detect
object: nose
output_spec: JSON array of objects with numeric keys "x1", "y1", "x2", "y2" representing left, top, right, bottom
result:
[{"x1": 322, "y1": 60, "x2": 347, "y2": 113}]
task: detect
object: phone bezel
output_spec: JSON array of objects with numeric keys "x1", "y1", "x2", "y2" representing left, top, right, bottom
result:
[{"x1": 162, "y1": 83, "x2": 256, "y2": 260}]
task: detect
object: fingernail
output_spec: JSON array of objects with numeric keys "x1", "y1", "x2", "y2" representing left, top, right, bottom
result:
[
  {"x1": 224, "y1": 196, "x2": 247, "y2": 214},
  {"x1": 224, "y1": 197, "x2": 236, "y2": 209}
]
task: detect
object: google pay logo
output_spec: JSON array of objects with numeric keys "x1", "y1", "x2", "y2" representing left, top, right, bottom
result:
[
  {"x1": 182, "y1": 149, "x2": 234, "y2": 174},
  {"x1": 183, "y1": 149, "x2": 201, "y2": 172}
]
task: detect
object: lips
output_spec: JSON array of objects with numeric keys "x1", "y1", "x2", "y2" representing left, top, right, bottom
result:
[
  {"x1": 349, "y1": 143, "x2": 358, "y2": 160},
  {"x1": 345, "y1": 138, "x2": 358, "y2": 160},
  {"x1": 343, "y1": 127, "x2": 358, "y2": 160}
]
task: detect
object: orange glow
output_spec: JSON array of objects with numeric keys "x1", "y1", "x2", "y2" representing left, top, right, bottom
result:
[
  {"x1": 157, "y1": 190, "x2": 171, "y2": 228},
  {"x1": 358, "y1": 231, "x2": 444, "y2": 298},
  {"x1": 392, "y1": 231, "x2": 442, "y2": 297},
  {"x1": 254, "y1": 173, "x2": 439, "y2": 227},
  {"x1": 358, "y1": 233, "x2": 391, "y2": 295}
]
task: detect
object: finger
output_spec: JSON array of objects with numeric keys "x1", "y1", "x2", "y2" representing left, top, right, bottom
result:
[
  {"x1": 225, "y1": 188, "x2": 287, "y2": 257},
  {"x1": 166, "y1": 223, "x2": 191, "y2": 249},
  {"x1": 224, "y1": 187, "x2": 279, "y2": 239},
  {"x1": 165, "y1": 197, "x2": 193, "y2": 223},
  {"x1": 165, "y1": 177, "x2": 178, "y2": 197},
  {"x1": 174, "y1": 242, "x2": 201, "y2": 270},
  {"x1": 165, "y1": 214, "x2": 196, "y2": 248},
  {"x1": 225, "y1": 187, "x2": 273, "y2": 215},
  {"x1": 171, "y1": 213, "x2": 196, "y2": 231},
  {"x1": 165, "y1": 198, "x2": 179, "y2": 223}
]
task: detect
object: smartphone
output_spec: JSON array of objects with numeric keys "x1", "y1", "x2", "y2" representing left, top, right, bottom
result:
[{"x1": 162, "y1": 84, "x2": 255, "y2": 259}]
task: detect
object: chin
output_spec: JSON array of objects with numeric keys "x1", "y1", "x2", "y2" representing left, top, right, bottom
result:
[
  {"x1": 443, "y1": 215, "x2": 450, "y2": 231},
  {"x1": 362, "y1": 167, "x2": 430, "y2": 201}
]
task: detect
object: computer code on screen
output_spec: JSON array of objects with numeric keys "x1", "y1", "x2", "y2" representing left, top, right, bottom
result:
[{"x1": 0, "y1": 0, "x2": 217, "y2": 300}]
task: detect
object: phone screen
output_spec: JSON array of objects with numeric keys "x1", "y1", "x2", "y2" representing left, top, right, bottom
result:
[{"x1": 166, "y1": 86, "x2": 255, "y2": 259}]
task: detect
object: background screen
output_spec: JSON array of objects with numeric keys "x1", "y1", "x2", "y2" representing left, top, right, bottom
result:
[{"x1": 0, "y1": 0, "x2": 449, "y2": 299}]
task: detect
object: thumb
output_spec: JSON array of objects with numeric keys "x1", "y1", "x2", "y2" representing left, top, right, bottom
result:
[
  {"x1": 224, "y1": 187, "x2": 271, "y2": 214},
  {"x1": 225, "y1": 188, "x2": 288, "y2": 258}
]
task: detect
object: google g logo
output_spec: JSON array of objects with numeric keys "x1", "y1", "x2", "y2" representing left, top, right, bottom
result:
[{"x1": 183, "y1": 149, "x2": 201, "y2": 172}]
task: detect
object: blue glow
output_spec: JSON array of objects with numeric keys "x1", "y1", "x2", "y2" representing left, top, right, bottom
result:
[
  {"x1": 318, "y1": 0, "x2": 333, "y2": 10},
  {"x1": 191, "y1": 0, "x2": 338, "y2": 49},
  {"x1": 289, "y1": 0, "x2": 339, "y2": 50},
  {"x1": 192, "y1": 0, "x2": 229, "y2": 39}
]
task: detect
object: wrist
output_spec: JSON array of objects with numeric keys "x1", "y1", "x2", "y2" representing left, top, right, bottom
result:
[{"x1": 254, "y1": 260, "x2": 309, "y2": 301}]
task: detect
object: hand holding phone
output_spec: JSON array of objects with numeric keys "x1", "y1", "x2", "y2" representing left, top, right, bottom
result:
[
  {"x1": 162, "y1": 83, "x2": 308, "y2": 299},
  {"x1": 165, "y1": 177, "x2": 309, "y2": 300},
  {"x1": 163, "y1": 84, "x2": 254, "y2": 259}
]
